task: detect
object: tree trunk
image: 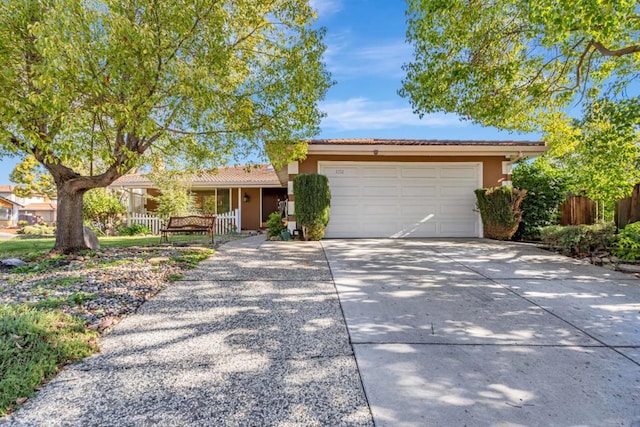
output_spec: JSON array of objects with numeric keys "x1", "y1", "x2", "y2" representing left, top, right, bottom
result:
[{"x1": 53, "y1": 181, "x2": 89, "y2": 254}]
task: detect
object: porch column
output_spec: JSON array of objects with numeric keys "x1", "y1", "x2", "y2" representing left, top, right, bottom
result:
[
  {"x1": 286, "y1": 161, "x2": 298, "y2": 232},
  {"x1": 237, "y1": 187, "x2": 242, "y2": 231},
  {"x1": 501, "y1": 161, "x2": 513, "y2": 186}
]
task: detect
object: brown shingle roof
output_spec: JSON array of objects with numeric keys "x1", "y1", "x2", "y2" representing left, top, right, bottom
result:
[
  {"x1": 308, "y1": 138, "x2": 545, "y2": 146},
  {"x1": 113, "y1": 165, "x2": 282, "y2": 188},
  {"x1": 21, "y1": 202, "x2": 56, "y2": 211}
]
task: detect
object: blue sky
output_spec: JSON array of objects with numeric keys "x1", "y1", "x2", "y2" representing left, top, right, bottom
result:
[{"x1": 0, "y1": 0, "x2": 541, "y2": 184}]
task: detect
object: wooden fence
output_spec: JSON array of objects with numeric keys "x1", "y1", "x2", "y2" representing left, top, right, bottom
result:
[
  {"x1": 559, "y1": 196, "x2": 595, "y2": 226},
  {"x1": 126, "y1": 209, "x2": 240, "y2": 235},
  {"x1": 615, "y1": 183, "x2": 640, "y2": 228}
]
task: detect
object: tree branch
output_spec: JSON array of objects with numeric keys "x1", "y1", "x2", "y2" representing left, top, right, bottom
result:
[{"x1": 592, "y1": 40, "x2": 640, "y2": 57}]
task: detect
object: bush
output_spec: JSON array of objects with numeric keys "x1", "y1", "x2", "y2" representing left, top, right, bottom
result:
[
  {"x1": 17, "y1": 220, "x2": 28, "y2": 227},
  {"x1": 294, "y1": 174, "x2": 331, "y2": 241},
  {"x1": 614, "y1": 221, "x2": 640, "y2": 260},
  {"x1": 16, "y1": 225, "x2": 56, "y2": 235},
  {"x1": 540, "y1": 223, "x2": 617, "y2": 256},
  {"x1": 118, "y1": 223, "x2": 152, "y2": 236},
  {"x1": 475, "y1": 187, "x2": 527, "y2": 240},
  {"x1": 266, "y1": 212, "x2": 286, "y2": 237},
  {"x1": 83, "y1": 189, "x2": 126, "y2": 236},
  {"x1": 512, "y1": 158, "x2": 569, "y2": 240}
]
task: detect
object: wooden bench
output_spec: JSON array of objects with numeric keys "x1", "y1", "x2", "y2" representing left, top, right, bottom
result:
[{"x1": 160, "y1": 215, "x2": 216, "y2": 244}]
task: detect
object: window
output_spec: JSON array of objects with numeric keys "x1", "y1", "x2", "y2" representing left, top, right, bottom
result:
[
  {"x1": 196, "y1": 189, "x2": 231, "y2": 214},
  {"x1": 0, "y1": 207, "x2": 11, "y2": 221}
]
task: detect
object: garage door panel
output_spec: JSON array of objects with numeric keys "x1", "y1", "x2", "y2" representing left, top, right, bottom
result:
[
  {"x1": 361, "y1": 167, "x2": 399, "y2": 178},
  {"x1": 439, "y1": 167, "x2": 478, "y2": 179},
  {"x1": 323, "y1": 167, "x2": 358, "y2": 178},
  {"x1": 330, "y1": 185, "x2": 360, "y2": 197},
  {"x1": 400, "y1": 205, "x2": 437, "y2": 217},
  {"x1": 440, "y1": 205, "x2": 474, "y2": 217},
  {"x1": 439, "y1": 221, "x2": 478, "y2": 236},
  {"x1": 362, "y1": 185, "x2": 397, "y2": 197},
  {"x1": 319, "y1": 162, "x2": 481, "y2": 238},
  {"x1": 401, "y1": 185, "x2": 437, "y2": 197},
  {"x1": 439, "y1": 185, "x2": 477, "y2": 198},
  {"x1": 401, "y1": 168, "x2": 438, "y2": 178}
]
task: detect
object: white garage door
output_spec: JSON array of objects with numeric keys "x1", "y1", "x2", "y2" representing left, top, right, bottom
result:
[{"x1": 318, "y1": 162, "x2": 482, "y2": 238}]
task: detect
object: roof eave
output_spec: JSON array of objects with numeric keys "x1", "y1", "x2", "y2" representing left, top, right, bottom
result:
[
  {"x1": 112, "y1": 181, "x2": 283, "y2": 189},
  {"x1": 307, "y1": 144, "x2": 547, "y2": 157}
]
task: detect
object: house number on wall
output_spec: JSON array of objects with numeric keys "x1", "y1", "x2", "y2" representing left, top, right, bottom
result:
[{"x1": 336, "y1": 169, "x2": 344, "y2": 175}]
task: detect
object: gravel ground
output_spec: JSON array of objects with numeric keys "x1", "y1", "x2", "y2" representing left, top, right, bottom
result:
[
  {"x1": 0, "y1": 234, "x2": 247, "y2": 332},
  {"x1": 1, "y1": 236, "x2": 374, "y2": 426}
]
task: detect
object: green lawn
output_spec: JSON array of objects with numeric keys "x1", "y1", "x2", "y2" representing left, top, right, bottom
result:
[
  {"x1": 0, "y1": 234, "x2": 213, "y2": 258},
  {"x1": 0, "y1": 305, "x2": 97, "y2": 416}
]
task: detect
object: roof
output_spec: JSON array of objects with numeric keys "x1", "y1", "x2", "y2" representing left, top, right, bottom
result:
[
  {"x1": 113, "y1": 165, "x2": 283, "y2": 189},
  {"x1": 21, "y1": 202, "x2": 56, "y2": 211},
  {"x1": 0, "y1": 185, "x2": 14, "y2": 192},
  {"x1": 306, "y1": 138, "x2": 547, "y2": 157},
  {"x1": 0, "y1": 195, "x2": 22, "y2": 207},
  {"x1": 308, "y1": 139, "x2": 545, "y2": 146}
]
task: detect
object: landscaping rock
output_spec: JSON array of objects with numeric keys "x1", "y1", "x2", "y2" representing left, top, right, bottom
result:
[
  {"x1": 1, "y1": 258, "x2": 27, "y2": 267},
  {"x1": 148, "y1": 257, "x2": 170, "y2": 265},
  {"x1": 617, "y1": 263, "x2": 640, "y2": 274},
  {"x1": 83, "y1": 226, "x2": 100, "y2": 250}
]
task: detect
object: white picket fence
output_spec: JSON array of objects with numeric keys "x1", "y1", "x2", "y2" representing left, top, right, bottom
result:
[
  {"x1": 215, "y1": 209, "x2": 240, "y2": 234},
  {"x1": 126, "y1": 209, "x2": 240, "y2": 236},
  {"x1": 126, "y1": 213, "x2": 165, "y2": 235}
]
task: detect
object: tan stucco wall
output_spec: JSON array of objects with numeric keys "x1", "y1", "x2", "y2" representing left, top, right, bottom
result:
[{"x1": 299, "y1": 155, "x2": 506, "y2": 187}]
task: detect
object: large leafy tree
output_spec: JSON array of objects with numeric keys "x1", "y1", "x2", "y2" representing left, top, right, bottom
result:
[
  {"x1": 558, "y1": 97, "x2": 640, "y2": 203},
  {"x1": 0, "y1": 0, "x2": 331, "y2": 253},
  {"x1": 9, "y1": 155, "x2": 56, "y2": 199},
  {"x1": 401, "y1": 0, "x2": 640, "y2": 147}
]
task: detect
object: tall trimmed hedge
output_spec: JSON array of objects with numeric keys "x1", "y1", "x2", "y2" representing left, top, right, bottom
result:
[
  {"x1": 475, "y1": 186, "x2": 527, "y2": 240},
  {"x1": 293, "y1": 174, "x2": 331, "y2": 240},
  {"x1": 512, "y1": 159, "x2": 568, "y2": 240}
]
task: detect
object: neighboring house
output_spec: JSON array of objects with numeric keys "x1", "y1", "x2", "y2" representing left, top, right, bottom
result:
[
  {"x1": 0, "y1": 185, "x2": 57, "y2": 226},
  {"x1": 112, "y1": 165, "x2": 287, "y2": 230},
  {"x1": 280, "y1": 139, "x2": 547, "y2": 238},
  {"x1": 0, "y1": 194, "x2": 22, "y2": 227}
]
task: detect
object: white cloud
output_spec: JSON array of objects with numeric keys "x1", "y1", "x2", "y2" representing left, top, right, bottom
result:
[
  {"x1": 310, "y1": 0, "x2": 342, "y2": 18},
  {"x1": 320, "y1": 98, "x2": 465, "y2": 131},
  {"x1": 324, "y1": 39, "x2": 413, "y2": 79}
]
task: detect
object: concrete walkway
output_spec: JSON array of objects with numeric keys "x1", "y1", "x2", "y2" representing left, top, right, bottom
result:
[
  {"x1": 3, "y1": 235, "x2": 372, "y2": 426},
  {"x1": 323, "y1": 239, "x2": 640, "y2": 426}
]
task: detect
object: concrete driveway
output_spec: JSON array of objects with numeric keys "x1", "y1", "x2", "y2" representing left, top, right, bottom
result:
[{"x1": 322, "y1": 239, "x2": 640, "y2": 426}]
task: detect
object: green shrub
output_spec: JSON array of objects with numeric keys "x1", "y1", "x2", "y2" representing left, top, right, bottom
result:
[
  {"x1": 294, "y1": 174, "x2": 331, "y2": 241},
  {"x1": 540, "y1": 223, "x2": 617, "y2": 256},
  {"x1": 118, "y1": 223, "x2": 152, "y2": 236},
  {"x1": 16, "y1": 225, "x2": 56, "y2": 235},
  {"x1": 83, "y1": 188, "x2": 126, "y2": 236},
  {"x1": 475, "y1": 186, "x2": 527, "y2": 240},
  {"x1": 512, "y1": 158, "x2": 569, "y2": 240},
  {"x1": 17, "y1": 220, "x2": 28, "y2": 227},
  {"x1": 266, "y1": 212, "x2": 286, "y2": 237},
  {"x1": 614, "y1": 221, "x2": 640, "y2": 260}
]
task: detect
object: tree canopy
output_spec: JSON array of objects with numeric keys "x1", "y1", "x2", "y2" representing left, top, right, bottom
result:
[
  {"x1": 9, "y1": 155, "x2": 56, "y2": 199},
  {"x1": 401, "y1": 0, "x2": 640, "y2": 146},
  {"x1": 0, "y1": 0, "x2": 331, "y2": 252},
  {"x1": 557, "y1": 97, "x2": 640, "y2": 202}
]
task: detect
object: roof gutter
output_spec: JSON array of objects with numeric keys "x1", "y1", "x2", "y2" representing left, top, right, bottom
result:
[{"x1": 307, "y1": 144, "x2": 548, "y2": 157}]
